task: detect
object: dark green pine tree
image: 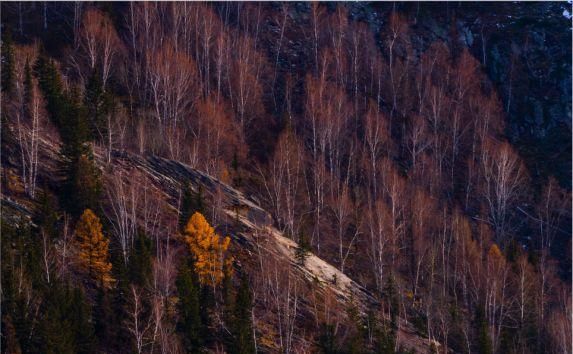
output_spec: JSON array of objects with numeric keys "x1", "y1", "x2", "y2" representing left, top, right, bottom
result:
[
  {"x1": 1, "y1": 27, "x2": 15, "y2": 93},
  {"x1": 199, "y1": 280, "x2": 214, "y2": 344},
  {"x1": 84, "y1": 68, "x2": 104, "y2": 137},
  {"x1": 24, "y1": 59, "x2": 33, "y2": 108},
  {"x1": 35, "y1": 188, "x2": 59, "y2": 239},
  {"x1": 318, "y1": 323, "x2": 339, "y2": 354},
  {"x1": 295, "y1": 231, "x2": 311, "y2": 266},
  {"x1": 231, "y1": 150, "x2": 242, "y2": 188},
  {"x1": 64, "y1": 147, "x2": 102, "y2": 216},
  {"x1": 373, "y1": 321, "x2": 396, "y2": 354},
  {"x1": 383, "y1": 275, "x2": 399, "y2": 332},
  {"x1": 176, "y1": 259, "x2": 203, "y2": 353},
  {"x1": 179, "y1": 184, "x2": 205, "y2": 230},
  {"x1": 129, "y1": 232, "x2": 153, "y2": 287},
  {"x1": 34, "y1": 56, "x2": 100, "y2": 215},
  {"x1": 61, "y1": 88, "x2": 100, "y2": 215},
  {"x1": 475, "y1": 306, "x2": 493, "y2": 354},
  {"x1": 38, "y1": 283, "x2": 96, "y2": 354},
  {"x1": 230, "y1": 273, "x2": 255, "y2": 354},
  {"x1": 365, "y1": 310, "x2": 395, "y2": 354},
  {"x1": 1, "y1": 111, "x2": 15, "y2": 160},
  {"x1": 60, "y1": 86, "x2": 90, "y2": 160},
  {"x1": 222, "y1": 260, "x2": 235, "y2": 334},
  {"x1": 35, "y1": 54, "x2": 65, "y2": 128},
  {"x1": 93, "y1": 288, "x2": 121, "y2": 352},
  {"x1": 1, "y1": 221, "x2": 37, "y2": 353},
  {"x1": 84, "y1": 68, "x2": 114, "y2": 141},
  {"x1": 69, "y1": 287, "x2": 97, "y2": 354},
  {"x1": 344, "y1": 299, "x2": 366, "y2": 354}
]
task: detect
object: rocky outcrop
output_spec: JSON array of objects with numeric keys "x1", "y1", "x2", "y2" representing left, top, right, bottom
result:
[
  {"x1": 1, "y1": 130, "x2": 440, "y2": 352},
  {"x1": 106, "y1": 150, "x2": 440, "y2": 351}
]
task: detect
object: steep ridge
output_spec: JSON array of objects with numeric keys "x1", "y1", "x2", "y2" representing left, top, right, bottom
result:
[
  {"x1": 108, "y1": 151, "x2": 441, "y2": 352},
  {"x1": 1, "y1": 129, "x2": 440, "y2": 352}
]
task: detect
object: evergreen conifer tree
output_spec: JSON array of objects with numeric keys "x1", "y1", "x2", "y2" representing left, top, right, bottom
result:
[
  {"x1": 345, "y1": 299, "x2": 366, "y2": 354},
  {"x1": 85, "y1": 68, "x2": 114, "y2": 140},
  {"x1": 476, "y1": 306, "x2": 493, "y2": 354},
  {"x1": 66, "y1": 151, "x2": 101, "y2": 216},
  {"x1": 176, "y1": 259, "x2": 203, "y2": 353},
  {"x1": 23, "y1": 59, "x2": 33, "y2": 107},
  {"x1": 318, "y1": 323, "x2": 339, "y2": 354},
  {"x1": 222, "y1": 258, "x2": 235, "y2": 329},
  {"x1": 383, "y1": 275, "x2": 399, "y2": 332},
  {"x1": 94, "y1": 288, "x2": 118, "y2": 351},
  {"x1": 1, "y1": 27, "x2": 15, "y2": 93},
  {"x1": 35, "y1": 55, "x2": 65, "y2": 128},
  {"x1": 38, "y1": 283, "x2": 96, "y2": 354},
  {"x1": 295, "y1": 231, "x2": 311, "y2": 266},
  {"x1": 35, "y1": 188, "x2": 59, "y2": 238},
  {"x1": 129, "y1": 232, "x2": 153, "y2": 286},
  {"x1": 179, "y1": 184, "x2": 205, "y2": 230},
  {"x1": 70, "y1": 286, "x2": 97, "y2": 354},
  {"x1": 231, "y1": 273, "x2": 256, "y2": 354},
  {"x1": 373, "y1": 321, "x2": 396, "y2": 354}
]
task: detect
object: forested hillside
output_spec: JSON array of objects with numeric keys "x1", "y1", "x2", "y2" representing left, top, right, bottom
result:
[{"x1": 1, "y1": 2, "x2": 571, "y2": 354}]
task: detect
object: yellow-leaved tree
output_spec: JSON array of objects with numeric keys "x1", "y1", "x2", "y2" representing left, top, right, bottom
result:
[
  {"x1": 183, "y1": 212, "x2": 231, "y2": 287},
  {"x1": 75, "y1": 209, "x2": 114, "y2": 288}
]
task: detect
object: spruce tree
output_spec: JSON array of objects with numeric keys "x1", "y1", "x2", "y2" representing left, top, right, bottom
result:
[
  {"x1": 69, "y1": 287, "x2": 97, "y2": 354},
  {"x1": 39, "y1": 287, "x2": 77, "y2": 354},
  {"x1": 179, "y1": 184, "x2": 205, "y2": 230},
  {"x1": 295, "y1": 231, "x2": 311, "y2": 266},
  {"x1": 23, "y1": 59, "x2": 33, "y2": 107},
  {"x1": 94, "y1": 289, "x2": 118, "y2": 351},
  {"x1": 38, "y1": 283, "x2": 95, "y2": 354},
  {"x1": 476, "y1": 306, "x2": 493, "y2": 354},
  {"x1": 231, "y1": 273, "x2": 255, "y2": 354},
  {"x1": 60, "y1": 86, "x2": 90, "y2": 160},
  {"x1": 383, "y1": 275, "x2": 399, "y2": 332},
  {"x1": 65, "y1": 150, "x2": 101, "y2": 216},
  {"x1": 1, "y1": 112, "x2": 15, "y2": 159},
  {"x1": 200, "y1": 284, "x2": 214, "y2": 343},
  {"x1": 35, "y1": 57, "x2": 98, "y2": 214},
  {"x1": 374, "y1": 322, "x2": 396, "y2": 354},
  {"x1": 1, "y1": 221, "x2": 32, "y2": 353},
  {"x1": 1, "y1": 27, "x2": 15, "y2": 93},
  {"x1": 84, "y1": 68, "x2": 114, "y2": 140},
  {"x1": 345, "y1": 299, "x2": 366, "y2": 354},
  {"x1": 318, "y1": 323, "x2": 339, "y2": 354},
  {"x1": 35, "y1": 188, "x2": 59, "y2": 239},
  {"x1": 231, "y1": 150, "x2": 242, "y2": 187},
  {"x1": 35, "y1": 55, "x2": 65, "y2": 128},
  {"x1": 222, "y1": 259, "x2": 235, "y2": 332},
  {"x1": 129, "y1": 232, "x2": 153, "y2": 286},
  {"x1": 176, "y1": 259, "x2": 203, "y2": 353}
]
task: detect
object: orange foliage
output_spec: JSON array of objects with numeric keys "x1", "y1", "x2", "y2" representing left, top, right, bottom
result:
[
  {"x1": 183, "y1": 212, "x2": 231, "y2": 287},
  {"x1": 75, "y1": 209, "x2": 115, "y2": 288}
]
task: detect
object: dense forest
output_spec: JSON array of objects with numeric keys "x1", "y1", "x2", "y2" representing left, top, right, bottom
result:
[{"x1": 0, "y1": 2, "x2": 571, "y2": 354}]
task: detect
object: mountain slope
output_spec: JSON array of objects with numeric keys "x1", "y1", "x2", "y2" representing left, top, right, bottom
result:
[{"x1": 1, "y1": 123, "x2": 440, "y2": 353}]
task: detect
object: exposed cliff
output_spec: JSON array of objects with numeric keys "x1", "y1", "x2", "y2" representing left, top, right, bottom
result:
[{"x1": 263, "y1": 1, "x2": 572, "y2": 187}]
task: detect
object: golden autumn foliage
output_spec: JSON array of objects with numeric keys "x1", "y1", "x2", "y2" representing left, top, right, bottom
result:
[
  {"x1": 183, "y1": 212, "x2": 231, "y2": 287},
  {"x1": 488, "y1": 244, "x2": 503, "y2": 260},
  {"x1": 75, "y1": 209, "x2": 115, "y2": 288}
]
